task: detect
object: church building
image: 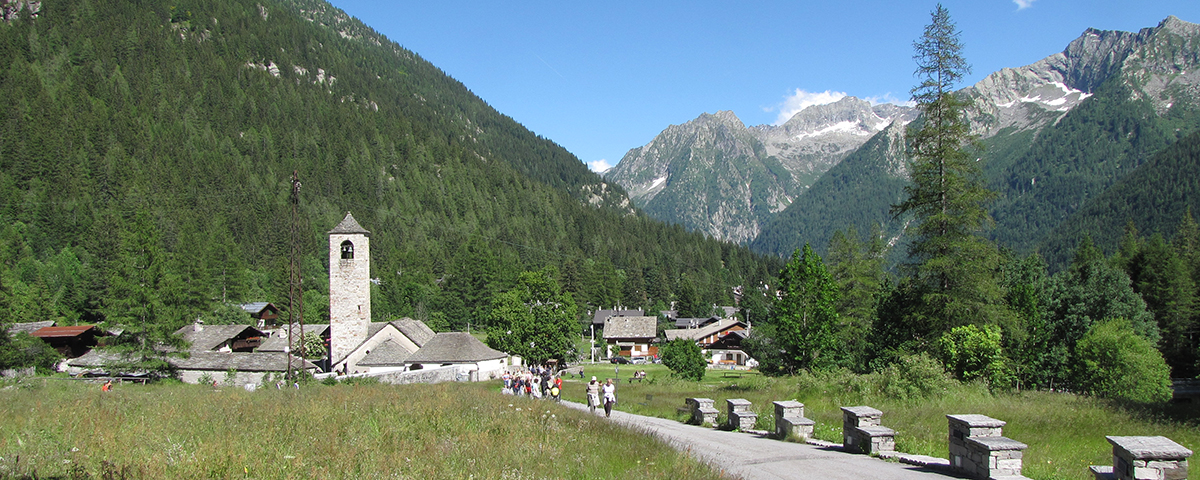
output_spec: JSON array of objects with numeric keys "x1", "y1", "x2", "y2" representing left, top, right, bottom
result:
[{"x1": 327, "y1": 213, "x2": 507, "y2": 378}]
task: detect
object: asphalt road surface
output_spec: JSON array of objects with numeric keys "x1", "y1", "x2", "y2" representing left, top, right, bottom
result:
[{"x1": 563, "y1": 401, "x2": 954, "y2": 480}]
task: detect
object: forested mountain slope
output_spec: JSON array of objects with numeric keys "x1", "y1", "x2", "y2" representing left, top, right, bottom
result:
[
  {"x1": 1038, "y1": 129, "x2": 1200, "y2": 267},
  {"x1": 750, "y1": 120, "x2": 911, "y2": 258},
  {"x1": 752, "y1": 16, "x2": 1200, "y2": 266},
  {"x1": 0, "y1": 0, "x2": 779, "y2": 337}
]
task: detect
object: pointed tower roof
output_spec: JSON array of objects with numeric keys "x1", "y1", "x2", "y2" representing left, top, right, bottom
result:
[{"x1": 328, "y1": 212, "x2": 371, "y2": 236}]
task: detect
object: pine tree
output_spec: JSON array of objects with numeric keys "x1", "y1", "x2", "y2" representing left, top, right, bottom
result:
[
  {"x1": 101, "y1": 210, "x2": 185, "y2": 373},
  {"x1": 893, "y1": 4, "x2": 1010, "y2": 332},
  {"x1": 826, "y1": 225, "x2": 888, "y2": 369}
]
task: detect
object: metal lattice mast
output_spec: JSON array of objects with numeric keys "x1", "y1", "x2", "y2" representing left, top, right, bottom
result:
[{"x1": 286, "y1": 171, "x2": 305, "y2": 379}]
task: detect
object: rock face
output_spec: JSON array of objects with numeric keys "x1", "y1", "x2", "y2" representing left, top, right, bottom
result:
[
  {"x1": 605, "y1": 98, "x2": 915, "y2": 244},
  {"x1": 966, "y1": 16, "x2": 1200, "y2": 137}
]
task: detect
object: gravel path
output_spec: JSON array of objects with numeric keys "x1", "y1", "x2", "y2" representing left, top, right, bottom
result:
[{"x1": 562, "y1": 401, "x2": 954, "y2": 480}]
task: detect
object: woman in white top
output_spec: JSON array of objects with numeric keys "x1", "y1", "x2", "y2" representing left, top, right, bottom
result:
[{"x1": 601, "y1": 378, "x2": 617, "y2": 417}]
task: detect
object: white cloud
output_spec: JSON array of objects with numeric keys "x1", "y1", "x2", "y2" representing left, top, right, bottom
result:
[
  {"x1": 587, "y1": 159, "x2": 613, "y2": 173},
  {"x1": 772, "y1": 89, "x2": 847, "y2": 125},
  {"x1": 1013, "y1": 0, "x2": 1035, "y2": 10},
  {"x1": 865, "y1": 93, "x2": 916, "y2": 107}
]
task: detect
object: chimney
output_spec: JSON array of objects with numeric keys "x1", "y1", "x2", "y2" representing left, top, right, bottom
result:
[{"x1": 193, "y1": 319, "x2": 204, "y2": 333}]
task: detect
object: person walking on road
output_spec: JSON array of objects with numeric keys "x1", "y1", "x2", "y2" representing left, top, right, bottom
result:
[
  {"x1": 601, "y1": 378, "x2": 617, "y2": 418},
  {"x1": 586, "y1": 376, "x2": 601, "y2": 414}
]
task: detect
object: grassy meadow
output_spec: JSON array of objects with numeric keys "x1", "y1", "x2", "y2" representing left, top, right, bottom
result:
[
  {"x1": 564, "y1": 364, "x2": 1199, "y2": 480},
  {"x1": 0, "y1": 378, "x2": 724, "y2": 480}
]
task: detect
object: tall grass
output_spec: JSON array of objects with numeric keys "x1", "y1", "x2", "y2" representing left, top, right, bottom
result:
[
  {"x1": 0, "y1": 378, "x2": 725, "y2": 479},
  {"x1": 566, "y1": 364, "x2": 1199, "y2": 480}
]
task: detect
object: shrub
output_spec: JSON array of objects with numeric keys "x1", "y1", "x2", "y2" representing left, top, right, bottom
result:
[
  {"x1": 660, "y1": 338, "x2": 706, "y2": 381},
  {"x1": 877, "y1": 353, "x2": 955, "y2": 400},
  {"x1": 1073, "y1": 318, "x2": 1172, "y2": 403},
  {"x1": 936, "y1": 324, "x2": 1011, "y2": 388}
]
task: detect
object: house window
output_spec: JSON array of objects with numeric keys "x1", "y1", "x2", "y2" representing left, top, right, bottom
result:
[{"x1": 341, "y1": 240, "x2": 354, "y2": 259}]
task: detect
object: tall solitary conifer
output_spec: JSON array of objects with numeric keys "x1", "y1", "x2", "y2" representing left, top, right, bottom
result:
[{"x1": 893, "y1": 4, "x2": 1009, "y2": 331}]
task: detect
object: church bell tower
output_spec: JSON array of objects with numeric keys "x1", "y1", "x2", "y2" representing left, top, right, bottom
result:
[{"x1": 328, "y1": 212, "x2": 371, "y2": 370}]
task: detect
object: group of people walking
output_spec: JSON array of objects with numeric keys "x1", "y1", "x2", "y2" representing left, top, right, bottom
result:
[
  {"x1": 501, "y1": 366, "x2": 563, "y2": 401},
  {"x1": 585, "y1": 376, "x2": 618, "y2": 417},
  {"x1": 500, "y1": 367, "x2": 619, "y2": 418}
]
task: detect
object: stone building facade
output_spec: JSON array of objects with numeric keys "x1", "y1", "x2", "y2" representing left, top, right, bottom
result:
[{"x1": 329, "y1": 212, "x2": 371, "y2": 371}]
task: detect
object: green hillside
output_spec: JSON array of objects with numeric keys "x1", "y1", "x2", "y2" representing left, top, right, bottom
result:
[
  {"x1": 0, "y1": 0, "x2": 779, "y2": 339},
  {"x1": 1038, "y1": 129, "x2": 1200, "y2": 267},
  {"x1": 988, "y1": 78, "x2": 1200, "y2": 262}
]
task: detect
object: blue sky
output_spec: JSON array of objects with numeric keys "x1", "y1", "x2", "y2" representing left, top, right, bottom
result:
[{"x1": 327, "y1": 1, "x2": 1200, "y2": 173}]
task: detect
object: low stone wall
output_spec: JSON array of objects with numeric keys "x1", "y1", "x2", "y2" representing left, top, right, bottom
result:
[
  {"x1": 368, "y1": 365, "x2": 463, "y2": 385},
  {"x1": 0, "y1": 367, "x2": 35, "y2": 378}
]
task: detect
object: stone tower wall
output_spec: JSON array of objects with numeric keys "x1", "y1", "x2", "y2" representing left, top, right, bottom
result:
[{"x1": 329, "y1": 232, "x2": 370, "y2": 367}]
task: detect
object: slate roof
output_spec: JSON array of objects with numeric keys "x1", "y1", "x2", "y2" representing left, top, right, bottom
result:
[
  {"x1": 391, "y1": 318, "x2": 435, "y2": 347},
  {"x1": 174, "y1": 324, "x2": 265, "y2": 352},
  {"x1": 602, "y1": 316, "x2": 658, "y2": 339},
  {"x1": 328, "y1": 212, "x2": 370, "y2": 235},
  {"x1": 357, "y1": 339, "x2": 412, "y2": 366},
  {"x1": 8, "y1": 321, "x2": 56, "y2": 335},
  {"x1": 674, "y1": 316, "x2": 721, "y2": 329},
  {"x1": 66, "y1": 349, "x2": 131, "y2": 368},
  {"x1": 406, "y1": 332, "x2": 506, "y2": 364},
  {"x1": 664, "y1": 320, "x2": 746, "y2": 342},
  {"x1": 67, "y1": 349, "x2": 314, "y2": 373},
  {"x1": 174, "y1": 351, "x2": 315, "y2": 372},
  {"x1": 239, "y1": 302, "x2": 278, "y2": 315},
  {"x1": 257, "y1": 324, "x2": 329, "y2": 352},
  {"x1": 591, "y1": 308, "x2": 643, "y2": 326}
]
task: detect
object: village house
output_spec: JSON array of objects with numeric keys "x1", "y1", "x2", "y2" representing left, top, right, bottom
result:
[
  {"x1": 238, "y1": 302, "x2": 281, "y2": 327},
  {"x1": 673, "y1": 315, "x2": 722, "y2": 329},
  {"x1": 30, "y1": 325, "x2": 105, "y2": 358},
  {"x1": 591, "y1": 308, "x2": 643, "y2": 329},
  {"x1": 665, "y1": 318, "x2": 753, "y2": 367},
  {"x1": 174, "y1": 322, "x2": 265, "y2": 352},
  {"x1": 602, "y1": 315, "x2": 658, "y2": 359}
]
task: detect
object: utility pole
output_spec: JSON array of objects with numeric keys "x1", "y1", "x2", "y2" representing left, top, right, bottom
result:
[{"x1": 286, "y1": 171, "x2": 305, "y2": 379}]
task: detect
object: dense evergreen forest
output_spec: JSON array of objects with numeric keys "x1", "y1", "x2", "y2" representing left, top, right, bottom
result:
[{"x1": 0, "y1": 0, "x2": 780, "y2": 364}]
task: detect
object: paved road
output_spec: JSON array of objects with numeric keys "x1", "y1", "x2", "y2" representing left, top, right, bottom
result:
[{"x1": 562, "y1": 401, "x2": 954, "y2": 480}]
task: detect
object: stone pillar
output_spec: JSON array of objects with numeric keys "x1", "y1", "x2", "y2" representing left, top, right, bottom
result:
[
  {"x1": 774, "y1": 400, "x2": 815, "y2": 440},
  {"x1": 1106, "y1": 436, "x2": 1191, "y2": 480},
  {"x1": 841, "y1": 406, "x2": 895, "y2": 454},
  {"x1": 686, "y1": 398, "x2": 718, "y2": 426},
  {"x1": 726, "y1": 398, "x2": 757, "y2": 431},
  {"x1": 947, "y1": 414, "x2": 1027, "y2": 479}
]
